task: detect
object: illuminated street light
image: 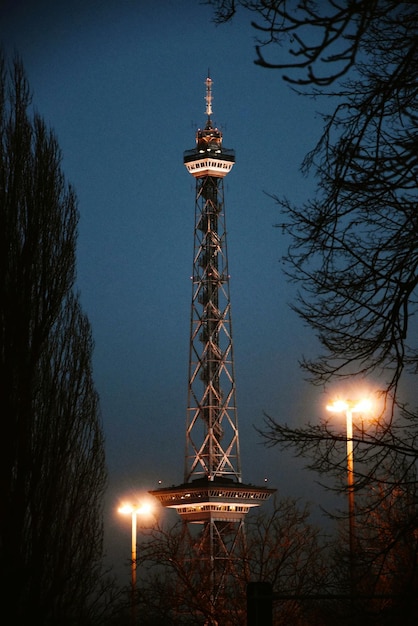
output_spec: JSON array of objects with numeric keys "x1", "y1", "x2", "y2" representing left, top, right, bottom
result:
[
  {"x1": 118, "y1": 502, "x2": 154, "y2": 625},
  {"x1": 326, "y1": 398, "x2": 373, "y2": 596}
]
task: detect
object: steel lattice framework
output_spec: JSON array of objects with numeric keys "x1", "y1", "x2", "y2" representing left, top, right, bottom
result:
[
  {"x1": 186, "y1": 171, "x2": 241, "y2": 483},
  {"x1": 150, "y1": 77, "x2": 274, "y2": 624}
]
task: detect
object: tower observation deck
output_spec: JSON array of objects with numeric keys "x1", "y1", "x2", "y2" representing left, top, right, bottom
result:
[{"x1": 150, "y1": 76, "x2": 275, "y2": 622}]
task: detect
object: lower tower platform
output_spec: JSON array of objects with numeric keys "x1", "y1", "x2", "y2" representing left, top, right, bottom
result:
[{"x1": 151, "y1": 476, "x2": 273, "y2": 524}]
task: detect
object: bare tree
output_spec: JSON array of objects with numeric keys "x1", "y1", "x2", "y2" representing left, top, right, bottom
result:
[
  {"x1": 0, "y1": 52, "x2": 108, "y2": 624},
  {"x1": 208, "y1": 2, "x2": 418, "y2": 395},
  {"x1": 207, "y1": 0, "x2": 418, "y2": 468},
  {"x1": 208, "y1": 2, "x2": 418, "y2": 619},
  {"x1": 354, "y1": 477, "x2": 418, "y2": 623},
  {"x1": 136, "y1": 498, "x2": 329, "y2": 625},
  {"x1": 209, "y1": 1, "x2": 401, "y2": 83}
]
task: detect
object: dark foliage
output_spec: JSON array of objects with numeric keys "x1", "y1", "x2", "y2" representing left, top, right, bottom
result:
[
  {"x1": 134, "y1": 498, "x2": 328, "y2": 625},
  {"x1": 0, "y1": 51, "x2": 109, "y2": 624}
]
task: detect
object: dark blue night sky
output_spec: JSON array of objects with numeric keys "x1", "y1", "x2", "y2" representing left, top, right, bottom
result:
[{"x1": 1, "y1": 0, "x2": 340, "y2": 572}]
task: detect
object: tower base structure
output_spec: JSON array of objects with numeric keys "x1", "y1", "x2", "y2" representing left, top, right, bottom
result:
[{"x1": 150, "y1": 477, "x2": 275, "y2": 624}]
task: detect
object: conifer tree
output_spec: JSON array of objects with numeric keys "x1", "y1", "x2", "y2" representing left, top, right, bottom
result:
[{"x1": 0, "y1": 51, "x2": 107, "y2": 625}]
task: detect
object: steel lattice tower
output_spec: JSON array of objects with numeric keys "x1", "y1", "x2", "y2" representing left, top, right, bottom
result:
[{"x1": 150, "y1": 76, "x2": 275, "y2": 623}]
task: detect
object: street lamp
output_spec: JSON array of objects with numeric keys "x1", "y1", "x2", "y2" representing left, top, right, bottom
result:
[
  {"x1": 326, "y1": 398, "x2": 372, "y2": 596},
  {"x1": 118, "y1": 502, "x2": 153, "y2": 626}
]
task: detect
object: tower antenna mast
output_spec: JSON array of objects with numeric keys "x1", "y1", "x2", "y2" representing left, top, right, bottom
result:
[{"x1": 205, "y1": 74, "x2": 213, "y2": 122}]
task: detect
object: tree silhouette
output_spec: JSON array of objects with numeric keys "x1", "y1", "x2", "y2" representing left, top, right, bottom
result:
[
  {"x1": 0, "y1": 52, "x2": 108, "y2": 624},
  {"x1": 209, "y1": 2, "x2": 418, "y2": 620},
  {"x1": 135, "y1": 498, "x2": 328, "y2": 625}
]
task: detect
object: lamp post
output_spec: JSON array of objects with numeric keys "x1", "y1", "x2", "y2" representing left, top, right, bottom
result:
[
  {"x1": 118, "y1": 502, "x2": 153, "y2": 626},
  {"x1": 326, "y1": 398, "x2": 372, "y2": 597}
]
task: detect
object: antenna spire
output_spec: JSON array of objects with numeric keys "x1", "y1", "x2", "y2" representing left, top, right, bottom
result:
[{"x1": 205, "y1": 74, "x2": 213, "y2": 123}]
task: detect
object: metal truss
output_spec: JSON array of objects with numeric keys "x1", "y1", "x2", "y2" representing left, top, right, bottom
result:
[{"x1": 185, "y1": 174, "x2": 241, "y2": 484}]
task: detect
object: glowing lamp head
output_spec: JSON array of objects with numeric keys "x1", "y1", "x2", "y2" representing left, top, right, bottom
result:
[
  {"x1": 326, "y1": 400, "x2": 349, "y2": 413},
  {"x1": 326, "y1": 398, "x2": 373, "y2": 414},
  {"x1": 352, "y1": 399, "x2": 373, "y2": 413},
  {"x1": 118, "y1": 502, "x2": 154, "y2": 517},
  {"x1": 118, "y1": 504, "x2": 134, "y2": 515}
]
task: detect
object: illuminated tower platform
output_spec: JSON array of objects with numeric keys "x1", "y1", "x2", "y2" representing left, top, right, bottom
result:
[{"x1": 150, "y1": 76, "x2": 274, "y2": 621}]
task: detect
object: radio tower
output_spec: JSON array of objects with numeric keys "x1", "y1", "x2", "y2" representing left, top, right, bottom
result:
[{"x1": 150, "y1": 76, "x2": 274, "y2": 623}]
